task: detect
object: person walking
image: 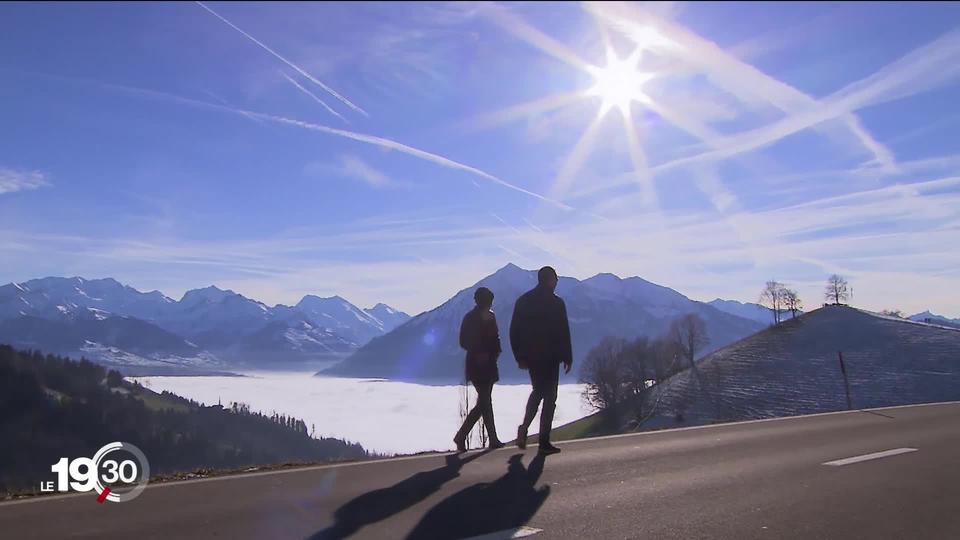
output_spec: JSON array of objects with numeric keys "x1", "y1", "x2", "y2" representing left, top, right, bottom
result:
[
  {"x1": 509, "y1": 266, "x2": 572, "y2": 455},
  {"x1": 454, "y1": 287, "x2": 505, "y2": 452}
]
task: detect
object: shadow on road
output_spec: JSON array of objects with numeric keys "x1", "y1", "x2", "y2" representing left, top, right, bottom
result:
[
  {"x1": 404, "y1": 453, "x2": 550, "y2": 540},
  {"x1": 309, "y1": 452, "x2": 484, "y2": 540}
]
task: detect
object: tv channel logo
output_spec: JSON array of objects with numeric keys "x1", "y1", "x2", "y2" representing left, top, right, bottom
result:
[{"x1": 40, "y1": 442, "x2": 150, "y2": 503}]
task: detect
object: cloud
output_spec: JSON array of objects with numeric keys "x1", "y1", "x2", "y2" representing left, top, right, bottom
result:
[
  {"x1": 0, "y1": 168, "x2": 49, "y2": 195},
  {"x1": 5, "y1": 167, "x2": 960, "y2": 316},
  {"x1": 195, "y1": 1, "x2": 366, "y2": 118},
  {"x1": 337, "y1": 155, "x2": 398, "y2": 189}
]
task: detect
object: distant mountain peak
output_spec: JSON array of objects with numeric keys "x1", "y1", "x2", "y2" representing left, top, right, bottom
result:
[
  {"x1": 183, "y1": 285, "x2": 228, "y2": 294},
  {"x1": 481, "y1": 263, "x2": 537, "y2": 291},
  {"x1": 497, "y1": 262, "x2": 526, "y2": 273},
  {"x1": 583, "y1": 272, "x2": 624, "y2": 287},
  {"x1": 364, "y1": 303, "x2": 412, "y2": 333},
  {"x1": 588, "y1": 272, "x2": 622, "y2": 280},
  {"x1": 180, "y1": 285, "x2": 237, "y2": 305},
  {"x1": 326, "y1": 265, "x2": 765, "y2": 382},
  {"x1": 708, "y1": 298, "x2": 779, "y2": 325},
  {"x1": 909, "y1": 310, "x2": 960, "y2": 326},
  {"x1": 296, "y1": 294, "x2": 352, "y2": 308},
  {"x1": 368, "y1": 303, "x2": 397, "y2": 314}
]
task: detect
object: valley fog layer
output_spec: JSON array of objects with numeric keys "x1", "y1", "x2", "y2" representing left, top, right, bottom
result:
[{"x1": 134, "y1": 372, "x2": 588, "y2": 456}]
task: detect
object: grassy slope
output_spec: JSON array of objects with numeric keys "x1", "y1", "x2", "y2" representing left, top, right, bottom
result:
[{"x1": 552, "y1": 305, "x2": 960, "y2": 441}]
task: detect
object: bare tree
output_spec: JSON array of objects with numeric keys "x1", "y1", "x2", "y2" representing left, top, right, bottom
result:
[
  {"x1": 881, "y1": 309, "x2": 904, "y2": 318},
  {"x1": 621, "y1": 339, "x2": 660, "y2": 420},
  {"x1": 580, "y1": 337, "x2": 629, "y2": 411},
  {"x1": 759, "y1": 280, "x2": 785, "y2": 324},
  {"x1": 621, "y1": 339, "x2": 653, "y2": 397},
  {"x1": 651, "y1": 338, "x2": 683, "y2": 385},
  {"x1": 581, "y1": 337, "x2": 662, "y2": 419},
  {"x1": 669, "y1": 314, "x2": 710, "y2": 368},
  {"x1": 825, "y1": 274, "x2": 850, "y2": 305},
  {"x1": 783, "y1": 288, "x2": 803, "y2": 319}
]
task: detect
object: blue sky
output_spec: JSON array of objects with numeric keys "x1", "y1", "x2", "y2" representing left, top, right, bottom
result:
[{"x1": 2, "y1": 1, "x2": 960, "y2": 317}]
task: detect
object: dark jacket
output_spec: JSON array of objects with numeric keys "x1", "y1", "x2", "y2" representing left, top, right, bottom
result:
[
  {"x1": 459, "y1": 307, "x2": 502, "y2": 384},
  {"x1": 509, "y1": 285, "x2": 573, "y2": 370}
]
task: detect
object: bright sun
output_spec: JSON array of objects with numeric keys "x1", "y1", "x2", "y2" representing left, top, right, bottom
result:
[{"x1": 587, "y1": 47, "x2": 653, "y2": 118}]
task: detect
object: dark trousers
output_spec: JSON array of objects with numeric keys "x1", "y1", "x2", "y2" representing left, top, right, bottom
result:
[
  {"x1": 455, "y1": 381, "x2": 499, "y2": 444},
  {"x1": 522, "y1": 362, "x2": 560, "y2": 444}
]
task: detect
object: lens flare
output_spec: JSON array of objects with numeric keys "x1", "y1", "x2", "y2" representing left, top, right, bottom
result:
[{"x1": 587, "y1": 47, "x2": 653, "y2": 117}]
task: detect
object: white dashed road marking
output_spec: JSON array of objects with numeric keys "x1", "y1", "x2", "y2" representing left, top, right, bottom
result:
[
  {"x1": 464, "y1": 526, "x2": 544, "y2": 539},
  {"x1": 823, "y1": 448, "x2": 918, "y2": 466}
]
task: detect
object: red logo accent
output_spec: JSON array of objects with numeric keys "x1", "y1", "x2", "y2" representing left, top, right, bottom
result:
[{"x1": 97, "y1": 487, "x2": 111, "y2": 504}]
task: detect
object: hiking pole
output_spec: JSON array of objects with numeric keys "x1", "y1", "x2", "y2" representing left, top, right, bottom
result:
[{"x1": 838, "y1": 351, "x2": 852, "y2": 410}]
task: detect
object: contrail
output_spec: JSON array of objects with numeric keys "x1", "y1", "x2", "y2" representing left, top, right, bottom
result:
[
  {"x1": 652, "y1": 29, "x2": 960, "y2": 175},
  {"x1": 256, "y1": 112, "x2": 571, "y2": 209},
  {"x1": 202, "y1": 89, "x2": 268, "y2": 127},
  {"x1": 87, "y1": 78, "x2": 570, "y2": 210},
  {"x1": 280, "y1": 71, "x2": 347, "y2": 124},
  {"x1": 195, "y1": 1, "x2": 367, "y2": 117}
]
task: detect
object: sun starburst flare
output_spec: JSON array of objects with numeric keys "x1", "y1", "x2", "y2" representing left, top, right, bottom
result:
[
  {"x1": 471, "y1": 15, "x2": 677, "y2": 214},
  {"x1": 587, "y1": 47, "x2": 654, "y2": 118}
]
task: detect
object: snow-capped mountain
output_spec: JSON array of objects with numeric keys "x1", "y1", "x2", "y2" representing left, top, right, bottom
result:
[
  {"x1": 0, "y1": 277, "x2": 176, "y2": 322},
  {"x1": 365, "y1": 303, "x2": 411, "y2": 332},
  {"x1": 159, "y1": 286, "x2": 274, "y2": 349},
  {"x1": 229, "y1": 315, "x2": 359, "y2": 364},
  {"x1": 707, "y1": 299, "x2": 777, "y2": 326},
  {"x1": 0, "y1": 277, "x2": 409, "y2": 372},
  {"x1": 909, "y1": 311, "x2": 960, "y2": 328},
  {"x1": 322, "y1": 264, "x2": 764, "y2": 383},
  {"x1": 295, "y1": 295, "x2": 388, "y2": 346}
]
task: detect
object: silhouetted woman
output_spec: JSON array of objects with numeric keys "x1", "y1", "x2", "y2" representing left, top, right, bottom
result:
[{"x1": 454, "y1": 287, "x2": 504, "y2": 451}]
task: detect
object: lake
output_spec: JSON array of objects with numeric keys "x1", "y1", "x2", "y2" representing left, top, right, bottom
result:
[{"x1": 133, "y1": 372, "x2": 590, "y2": 456}]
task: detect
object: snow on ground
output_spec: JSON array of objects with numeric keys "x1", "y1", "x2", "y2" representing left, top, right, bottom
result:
[
  {"x1": 133, "y1": 372, "x2": 589, "y2": 456},
  {"x1": 81, "y1": 341, "x2": 222, "y2": 368},
  {"x1": 637, "y1": 305, "x2": 960, "y2": 431}
]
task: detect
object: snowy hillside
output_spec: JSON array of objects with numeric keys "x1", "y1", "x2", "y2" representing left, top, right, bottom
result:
[{"x1": 625, "y1": 305, "x2": 960, "y2": 431}]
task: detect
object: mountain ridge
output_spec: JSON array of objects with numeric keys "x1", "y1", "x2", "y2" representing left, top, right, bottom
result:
[
  {"x1": 909, "y1": 310, "x2": 960, "y2": 328},
  {"x1": 0, "y1": 276, "x2": 410, "y2": 372},
  {"x1": 322, "y1": 263, "x2": 765, "y2": 383},
  {"x1": 707, "y1": 298, "x2": 778, "y2": 325}
]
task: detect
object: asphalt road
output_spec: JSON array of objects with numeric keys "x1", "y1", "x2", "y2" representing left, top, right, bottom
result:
[{"x1": 3, "y1": 401, "x2": 959, "y2": 539}]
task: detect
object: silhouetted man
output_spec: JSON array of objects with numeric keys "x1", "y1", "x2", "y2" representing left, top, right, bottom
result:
[{"x1": 509, "y1": 266, "x2": 572, "y2": 455}]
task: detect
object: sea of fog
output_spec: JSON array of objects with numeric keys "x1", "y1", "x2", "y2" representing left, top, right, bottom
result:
[{"x1": 133, "y1": 372, "x2": 590, "y2": 456}]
